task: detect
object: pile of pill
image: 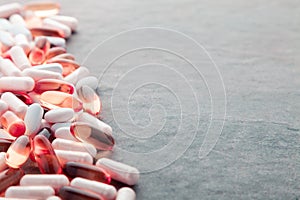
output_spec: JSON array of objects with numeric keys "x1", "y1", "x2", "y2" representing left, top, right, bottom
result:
[{"x1": 0, "y1": 2, "x2": 139, "y2": 200}]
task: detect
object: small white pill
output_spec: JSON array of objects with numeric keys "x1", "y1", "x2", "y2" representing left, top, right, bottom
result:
[
  {"x1": 51, "y1": 122, "x2": 71, "y2": 132},
  {"x1": 0, "y1": 3, "x2": 21, "y2": 18},
  {"x1": 0, "y1": 18, "x2": 12, "y2": 31},
  {"x1": 46, "y1": 196, "x2": 62, "y2": 200},
  {"x1": 55, "y1": 150, "x2": 93, "y2": 166},
  {"x1": 0, "y1": 58, "x2": 22, "y2": 76},
  {"x1": 9, "y1": 14, "x2": 26, "y2": 26},
  {"x1": 20, "y1": 174, "x2": 69, "y2": 191},
  {"x1": 0, "y1": 76, "x2": 34, "y2": 92},
  {"x1": 71, "y1": 177, "x2": 117, "y2": 200},
  {"x1": 8, "y1": 24, "x2": 32, "y2": 41},
  {"x1": 10, "y1": 45, "x2": 31, "y2": 70},
  {"x1": 24, "y1": 103, "x2": 43, "y2": 137},
  {"x1": 76, "y1": 76, "x2": 98, "y2": 91},
  {"x1": 44, "y1": 108, "x2": 74, "y2": 123},
  {"x1": 116, "y1": 187, "x2": 136, "y2": 200},
  {"x1": 64, "y1": 67, "x2": 89, "y2": 85},
  {"x1": 0, "y1": 30, "x2": 14, "y2": 51},
  {"x1": 54, "y1": 127, "x2": 77, "y2": 141},
  {"x1": 43, "y1": 18, "x2": 71, "y2": 38},
  {"x1": 43, "y1": 36, "x2": 66, "y2": 48},
  {"x1": 14, "y1": 34, "x2": 30, "y2": 54},
  {"x1": 1, "y1": 92, "x2": 28, "y2": 118},
  {"x1": 96, "y1": 158, "x2": 140, "y2": 185},
  {"x1": 22, "y1": 68, "x2": 63, "y2": 81},
  {"x1": 49, "y1": 15, "x2": 78, "y2": 31},
  {"x1": 52, "y1": 138, "x2": 97, "y2": 157},
  {"x1": 5, "y1": 186, "x2": 55, "y2": 199},
  {"x1": 0, "y1": 100, "x2": 8, "y2": 116},
  {"x1": 0, "y1": 152, "x2": 7, "y2": 172},
  {"x1": 32, "y1": 63, "x2": 63, "y2": 74}
]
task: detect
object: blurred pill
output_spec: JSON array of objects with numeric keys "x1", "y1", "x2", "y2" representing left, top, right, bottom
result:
[
  {"x1": 44, "y1": 108, "x2": 74, "y2": 123},
  {"x1": 116, "y1": 187, "x2": 136, "y2": 200},
  {"x1": 0, "y1": 3, "x2": 21, "y2": 18},
  {"x1": 5, "y1": 186, "x2": 55, "y2": 199},
  {"x1": 1, "y1": 92, "x2": 28, "y2": 118},
  {"x1": 20, "y1": 174, "x2": 68, "y2": 191},
  {"x1": 49, "y1": 15, "x2": 78, "y2": 32},
  {"x1": 55, "y1": 150, "x2": 93, "y2": 166},
  {"x1": 10, "y1": 45, "x2": 31, "y2": 70},
  {"x1": 43, "y1": 18, "x2": 71, "y2": 38},
  {"x1": 24, "y1": 1, "x2": 60, "y2": 18}
]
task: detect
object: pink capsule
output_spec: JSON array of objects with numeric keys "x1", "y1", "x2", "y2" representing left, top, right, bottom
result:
[
  {"x1": 10, "y1": 45, "x2": 31, "y2": 70},
  {"x1": 54, "y1": 150, "x2": 93, "y2": 166},
  {"x1": 28, "y1": 47, "x2": 45, "y2": 65},
  {"x1": 0, "y1": 58, "x2": 22, "y2": 77},
  {"x1": 0, "y1": 3, "x2": 21, "y2": 18},
  {"x1": 52, "y1": 53, "x2": 75, "y2": 61},
  {"x1": 46, "y1": 47, "x2": 66, "y2": 60},
  {"x1": 24, "y1": 1, "x2": 60, "y2": 18},
  {"x1": 43, "y1": 18, "x2": 71, "y2": 38},
  {"x1": 0, "y1": 110, "x2": 26, "y2": 137},
  {"x1": 47, "y1": 58, "x2": 80, "y2": 76},
  {"x1": 35, "y1": 36, "x2": 51, "y2": 53},
  {"x1": 77, "y1": 85, "x2": 102, "y2": 116},
  {"x1": 30, "y1": 27, "x2": 64, "y2": 38},
  {"x1": 14, "y1": 92, "x2": 33, "y2": 105}
]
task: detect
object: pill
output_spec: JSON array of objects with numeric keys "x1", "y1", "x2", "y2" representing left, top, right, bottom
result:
[
  {"x1": 1, "y1": 92, "x2": 28, "y2": 118},
  {"x1": 14, "y1": 34, "x2": 30, "y2": 54},
  {"x1": 5, "y1": 186, "x2": 55, "y2": 199},
  {"x1": 20, "y1": 174, "x2": 69, "y2": 191},
  {"x1": 10, "y1": 45, "x2": 31, "y2": 70},
  {"x1": 0, "y1": 30, "x2": 14, "y2": 52},
  {"x1": 71, "y1": 177, "x2": 116, "y2": 200},
  {"x1": 55, "y1": 150, "x2": 93, "y2": 166},
  {"x1": 32, "y1": 63, "x2": 63, "y2": 74},
  {"x1": 64, "y1": 162, "x2": 110, "y2": 183},
  {"x1": 53, "y1": 53, "x2": 75, "y2": 60},
  {"x1": 46, "y1": 46, "x2": 66, "y2": 60},
  {"x1": 76, "y1": 76, "x2": 99, "y2": 91},
  {"x1": 47, "y1": 196, "x2": 62, "y2": 200},
  {"x1": 9, "y1": 14, "x2": 26, "y2": 26},
  {"x1": 30, "y1": 27, "x2": 64, "y2": 38},
  {"x1": 49, "y1": 15, "x2": 78, "y2": 32},
  {"x1": 47, "y1": 58, "x2": 80, "y2": 76},
  {"x1": 116, "y1": 187, "x2": 136, "y2": 200},
  {"x1": 5, "y1": 135, "x2": 31, "y2": 168},
  {"x1": 0, "y1": 3, "x2": 21, "y2": 18},
  {"x1": 28, "y1": 47, "x2": 45, "y2": 65},
  {"x1": 0, "y1": 100, "x2": 8, "y2": 116},
  {"x1": 0, "y1": 198, "x2": 36, "y2": 200},
  {"x1": 0, "y1": 58, "x2": 22, "y2": 76},
  {"x1": 24, "y1": 2, "x2": 60, "y2": 18},
  {"x1": 77, "y1": 85, "x2": 102, "y2": 116},
  {"x1": 71, "y1": 122, "x2": 114, "y2": 150},
  {"x1": 8, "y1": 24, "x2": 32, "y2": 41},
  {"x1": 59, "y1": 186, "x2": 102, "y2": 200},
  {"x1": 34, "y1": 79, "x2": 74, "y2": 94},
  {"x1": 0, "y1": 110, "x2": 26, "y2": 137},
  {"x1": 96, "y1": 158, "x2": 139, "y2": 185},
  {"x1": 35, "y1": 35, "x2": 50, "y2": 53},
  {"x1": 52, "y1": 138, "x2": 97, "y2": 157},
  {"x1": 14, "y1": 92, "x2": 33, "y2": 105},
  {"x1": 42, "y1": 36, "x2": 66, "y2": 48},
  {"x1": 54, "y1": 127, "x2": 77, "y2": 141},
  {"x1": 45, "y1": 108, "x2": 75, "y2": 123},
  {"x1": 0, "y1": 128, "x2": 15, "y2": 141},
  {"x1": 33, "y1": 135, "x2": 62, "y2": 174},
  {"x1": 0, "y1": 138, "x2": 12, "y2": 152},
  {"x1": 51, "y1": 122, "x2": 71, "y2": 132},
  {"x1": 64, "y1": 66, "x2": 89, "y2": 85},
  {"x1": 0, "y1": 77, "x2": 34, "y2": 92},
  {"x1": 37, "y1": 127, "x2": 54, "y2": 142},
  {"x1": 43, "y1": 18, "x2": 71, "y2": 38},
  {"x1": 0, "y1": 18, "x2": 12, "y2": 31},
  {"x1": 24, "y1": 103, "x2": 43, "y2": 137},
  {"x1": 22, "y1": 68, "x2": 63, "y2": 81},
  {"x1": 0, "y1": 168, "x2": 24, "y2": 193},
  {"x1": 0, "y1": 152, "x2": 7, "y2": 172}
]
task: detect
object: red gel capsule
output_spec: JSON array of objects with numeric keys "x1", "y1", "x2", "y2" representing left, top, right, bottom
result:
[
  {"x1": 33, "y1": 135, "x2": 62, "y2": 174},
  {"x1": 24, "y1": 1, "x2": 60, "y2": 18},
  {"x1": 0, "y1": 168, "x2": 24, "y2": 194},
  {"x1": 52, "y1": 53, "x2": 75, "y2": 61},
  {"x1": 70, "y1": 122, "x2": 115, "y2": 150},
  {"x1": 59, "y1": 186, "x2": 102, "y2": 200},
  {"x1": 34, "y1": 79, "x2": 74, "y2": 94},
  {"x1": 64, "y1": 162, "x2": 111, "y2": 184},
  {"x1": 0, "y1": 111, "x2": 26, "y2": 137}
]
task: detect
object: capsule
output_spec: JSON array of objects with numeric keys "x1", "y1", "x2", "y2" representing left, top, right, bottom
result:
[
  {"x1": 96, "y1": 158, "x2": 139, "y2": 186},
  {"x1": 43, "y1": 18, "x2": 71, "y2": 38},
  {"x1": 0, "y1": 128, "x2": 15, "y2": 141},
  {"x1": 53, "y1": 53, "x2": 75, "y2": 60},
  {"x1": 64, "y1": 161, "x2": 110, "y2": 183},
  {"x1": 1, "y1": 92, "x2": 28, "y2": 118},
  {"x1": 0, "y1": 168, "x2": 24, "y2": 193},
  {"x1": 0, "y1": 30, "x2": 14, "y2": 52},
  {"x1": 32, "y1": 63, "x2": 63, "y2": 74},
  {"x1": 9, "y1": 24, "x2": 32, "y2": 41},
  {"x1": 76, "y1": 76, "x2": 99, "y2": 91},
  {"x1": 10, "y1": 45, "x2": 31, "y2": 70},
  {"x1": 9, "y1": 14, "x2": 26, "y2": 26},
  {"x1": 71, "y1": 177, "x2": 116, "y2": 200},
  {"x1": 38, "y1": 128, "x2": 55, "y2": 142},
  {"x1": 46, "y1": 47, "x2": 66, "y2": 60},
  {"x1": 47, "y1": 58, "x2": 80, "y2": 76},
  {"x1": 116, "y1": 187, "x2": 136, "y2": 200},
  {"x1": 5, "y1": 135, "x2": 30, "y2": 168},
  {"x1": 0, "y1": 139, "x2": 12, "y2": 152},
  {"x1": 28, "y1": 47, "x2": 45, "y2": 65},
  {"x1": 34, "y1": 79, "x2": 74, "y2": 95},
  {"x1": 0, "y1": 58, "x2": 22, "y2": 77},
  {"x1": 22, "y1": 68, "x2": 63, "y2": 81},
  {"x1": 35, "y1": 36, "x2": 51, "y2": 53},
  {"x1": 5, "y1": 186, "x2": 55, "y2": 199},
  {"x1": 47, "y1": 196, "x2": 62, "y2": 200},
  {"x1": 0, "y1": 152, "x2": 7, "y2": 172},
  {"x1": 14, "y1": 92, "x2": 33, "y2": 105},
  {"x1": 59, "y1": 186, "x2": 102, "y2": 200},
  {"x1": 24, "y1": 1, "x2": 60, "y2": 18},
  {"x1": 30, "y1": 27, "x2": 64, "y2": 38},
  {"x1": 55, "y1": 150, "x2": 93, "y2": 166},
  {"x1": 51, "y1": 122, "x2": 71, "y2": 132},
  {"x1": 15, "y1": 34, "x2": 30, "y2": 54},
  {"x1": 20, "y1": 174, "x2": 69, "y2": 191},
  {"x1": 64, "y1": 67, "x2": 89, "y2": 85},
  {"x1": 44, "y1": 108, "x2": 74, "y2": 123},
  {"x1": 0, "y1": 100, "x2": 8, "y2": 116},
  {"x1": 52, "y1": 138, "x2": 97, "y2": 157},
  {"x1": 42, "y1": 36, "x2": 66, "y2": 48},
  {"x1": 24, "y1": 103, "x2": 43, "y2": 137},
  {"x1": 77, "y1": 85, "x2": 102, "y2": 116},
  {"x1": 49, "y1": 15, "x2": 78, "y2": 32},
  {"x1": 0, "y1": 18, "x2": 12, "y2": 30},
  {"x1": 33, "y1": 135, "x2": 62, "y2": 174},
  {"x1": 70, "y1": 122, "x2": 114, "y2": 150},
  {"x1": 54, "y1": 127, "x2": 77, "y2": 141},
  {"x1": 0, "y1": 3, "x2": 21, "y2": 18},
  {"x1": 0, "y1": 77, "x2": 34, "y2": 92},
  {"x1": 0, "y1": 110, "x2": 26, "y2": 137}
]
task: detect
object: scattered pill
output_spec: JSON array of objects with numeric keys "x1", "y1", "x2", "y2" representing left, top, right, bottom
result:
[
  {"x1": 54, "y1": 127, "x2": 77, "y2": 141},
  {"x1": 10, "y1": 45, "x2": 31, "y2": 70},
  {"x1": 34, "y1": 79, "x2": 74, "y2": 94},
  {"x1": 0, "y1": 168, "x2": 24, "y2": 193},
  {"x1": 22, "y1": 68, "x2": 63, "y2": 81},
  {"x1": 24, "y1": 1, "x2": 60, "y2": 18},
  {"x1": 0, "y1": 58, "x2": 22, "y2": 77},
  {"x1": 0, "y1": 3, "x2": 21, "y2": 18},
  {"x1": 47, "y1": 58, "x2": 80, "y2": 76},
  {"x1": 43, "y1": 18, "x2": 71, "y2": 38},
  {"x1": 64, "y1": 66, "x2": 90, "y2": 85},
  {"x1": 77, "y1": 85, "x2": 102, "y2": 116},
  {"x1": 1, "y1": 92, "x2": 28, "y2": 118},
  {"x1": 44, "y1": 108, "x2": 74, "y2": 123},
  {"x1": 5, "y1": 186, "x2": 55, "y2": 199},
  {"x1": 46, "y1": 46, "x2": 66, "y2": 60},
  {"x1": 116, "y1": 187, "x2": 136, "y2": 200},
  {"x1": 76, "y1": 76, "x2": 99, "y2": 91},
  {"x1": 24, "y1": 103, "x2": 43, "y2": 137},
  {"x1": 49, "y1": 15, "x2": 78, "y2": 32},
  {"x1": 0, "y1": 77, "x2": 34, "y2": 92},
  {"x1": 55, "y1": 150, "x2": 93, "y2": 166},
  {"x1": 0, "y1": 110, "x2": 26, "y2": 137},
  {"x1": 32, "y1": 63, "x2": 63, "y2": 74},
  {"x1": 14, "y1": 34, "x2": 30, "y2": 54}
]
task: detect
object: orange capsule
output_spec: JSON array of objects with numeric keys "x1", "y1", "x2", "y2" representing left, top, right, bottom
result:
[
  {"x1": 30, "y1": 27, "x2": 64, "y2": 38},
  {"x1": 46, "y1": 58, "x2": 80, "y2": 76},
  {"x1": 0, "y1": 111, "x2": 26, "y2": 137},
  {"x1": 5, "y1": 135, "x2": 31, "y2": 168},
  {"x1": 34, "y1": 79, "x2": 74, "y2": 94},
  {"x1": 23, "y1": 1, "x2": 60, "y2": 18},
  {"x1": 29, "y1": 47, "x2": 45, "y2": 65},
  {"x1": 46, "y1": 47, "x2": 66, "y2": 60}
]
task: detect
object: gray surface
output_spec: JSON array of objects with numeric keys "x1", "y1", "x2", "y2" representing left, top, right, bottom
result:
[{"x1": 13, "y1": 0, "x2": 300, "y2": 199}]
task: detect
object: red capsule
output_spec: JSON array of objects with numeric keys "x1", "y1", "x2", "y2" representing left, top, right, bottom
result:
[
  {"x1": 0, "y1": 168, "x2": 24, "y2": 194},
  {"x1": 33, "y1": 135, "x2": 62, "y2": 174},
  {"x1": 0, "y1": 111, "x2": 26, "y2": 137},
  {"x1": 14, "y1": 92, "x2": 33, "y2": 105},
  {"x1": 34, "y1": 79, "x2": 74, "y2": 94}
]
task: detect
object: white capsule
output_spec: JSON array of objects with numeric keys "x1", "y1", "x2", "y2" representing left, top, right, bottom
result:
[
  {"x1": 10, "y1": 45, "x2": 31, "y2": 70},
  {"x1": 43, "y1": 18, "x2": 71, "y2": 38},
  {"x1": 20, "y1": 174, "x2": 69, "y2": 191},
  {"x1": 0, "y1": 129, "x2": 15, "y2": 140},
  {"x1": 0, "y1": 58, "x2": 22, "y2": 76},
  {"x1": 43, "y1": 36, "x2": 66, "y2": 48},
  {"x1": 116, "y1": 187, "x2": 136, "y2": 200},
  {"x1": 22, "y1": 68, "x2": 63, "y2": 81},
  {"x1": 71, "y1": 177, "x2": 117, "y2": 200},
  {"x1": 14, "y1": 34, "x2": 30, "y2": 54},
  {"x1": 9, "y1": 14, "x2": 26, "y2": 26},
  {"x1": 0, "y1": 100, "x2": 8, "y2": 116},
  {"x1": 96, "y1": 158, "x2": 139, "y2": 186},
  {"x1": 0, "y1": 76, "x2": 34, "y2": 92},
  {"x1": 49, "y1": 15, "x2": 78, "y2": 32},
  {"x1": 1, "y1": 92, "x2": 28, "y2": 118},
  {"x1": 5, "y1": 186, "x2": 55, "y2": 200},
  {"x1": 31, "y1": 63, "x2": 63, "y2": 74},
  {"x1": 64, "y1": 67, "x2": 89, "y2": 85},
  {"x1": 0, "y1": 198, "x2": 36, "y2": 200},
  {"x1": 8, "y1": 24, "x2": 32, "y2": 41},
  {"x1": 0, "y1": 3, "x2": 21, "y2": 18},
  {"x1": 55, "y1": 150, "x2": 93, "y2": 166},
  {"x1": 44, "y1": 108, "x2": 74, "y2": 123},
  {"x1": 51, "y1": 122, "x2": 71, "y2": 132},
  {"x1": 0, "y1": 152, "x2": 7, "y2": 172},
  {"x1": 0, "y1": 30, "x2": 14, "y2": 51},
  {"x1": 0, "y1": 18, "x2": 12, "y2": 31},
  {"x1": 52, "y1": 138, "x2": 97, "y2": 157},
  {"x1": 46, "y1": 196, "x2": 62, "y2": 200},
  {"x1": 24, "y1": 103, "x2": 43, "y2": 137},
  {"x1": 76, "y1": 76, "x2": 98, "y2": 91},
  {"x1": 54, "y1": 127, "x2": 77, "y2": 141}
]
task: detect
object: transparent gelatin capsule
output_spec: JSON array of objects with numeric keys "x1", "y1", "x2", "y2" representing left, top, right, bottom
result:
[
  {"x1": 59, "y1": 186, "x2": 102, "y2": 200},
  {"x1": 28, "y1": 47, "x2": 45, "y2": 65},
  {"x1": 0, "y1": 110, "x2": 26, "y2": 137},
  {"x1": 70, "y1": 122, "x2": 115, "y2": 150},
  {"x1": 0, "y1": 168, "x2": 24, "y2": 194},
  {"x1": 77, "y1": 85, "x2": 102, "y2": 116},
  {"x1": 47, "y1": 58, "x2": 80, "y2": 76},
  {"x1": 46, "y1": 47, "x2": 66, "y2": 60},
  {"x1": 34, "y1": 79, "x2": 74, "y2": 94},
  {"x1": 30, "y1": 27, "x2": 64, "y2": 38},
  {"x1": 23, "y1": 1, "x2": 60, "y2": 18}
]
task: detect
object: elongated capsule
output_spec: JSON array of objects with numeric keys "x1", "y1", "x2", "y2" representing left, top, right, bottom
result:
[
  {"x1": 34, "y1": 79, "x2": 74, "y2": 94},
  {"x1": 0, "y1": 3, "x2": 21, "y2": 18},
  {"x1": 0, "y1": 138, "x2": 12, "y2": 152},
  {"x1": 15, "y1": 34, "x2": 30, "y2": 54},
  {"x1": 0, "y1": 30, "x2": 14, "y2": 52},
  {"x1": 1, "y1": 92, "x2": 28, "y2": 118},
  {"x1": 116, "y1": 187, "x2": 136, "y2": 200},
  {"x1": 9, "y1": 24, "x2": 32, "y2": 41},
  {"x1": 77, "y1": 85, "x2": 102, "y2": 116},
  {"x1": 24, "y1": 1, "x2": 60, "y2": 18},
  {"x1": 5, "y1": 135, "x2": 31, "y2": 168},
  {"x1": 0, "y1": 152, "x2": 7, "y2": 172},
  {"x1": 0, "y1": 168, "x2": 24, "y2": 193},
  {"x1": 14, "y1": 92, "x2": 33, "y2": 105},
  {"x1": 24, "y1": 103, "x2": 43, "y2": 137},
  {"x1": 42, "y1": 36, "x2": 65, "y2": 48},
  {"x1": 30, "y1": 27, "x2": 64, "y2": 38},
  {"x1": 59, "y1": 186, "x2": 102, "y2": 200},
  {"x1": 20, "y1": 174, "x2": 69, "y2": 191},
  {"x1": 46, "y1": 47, "x2": 66, "y2": 60},
  {"x1": 55, "y1": 150, "x2": 93, "y2": 166},
  {"x1": 43, "y1": 18, "x2": 71, "y2": 38},
  {"x1": 71, "y1": 122, "x2": 114, "y2": 150},
  {"x1": 45, "y1": 108, "x2": 74, "y2": 123},
  {"x1": 49, "y1": 15, "x2": 78, "y2": 32},
  {"x1": 9, "y1": 14, "x2": 26, "y2": 26},
  {"x1": 76, "y1": 76, "x2": 99, "y2": 91},
  {"x1": 10, "y1": 45, "x2": 31, "y2": 70},
  {"x1": 53, "y1": 53, "x2": 75, "y2": 60},
  {"x1": 51, "y1": 122, "x2": 71, "y2": 132},
  {"x1": 54, "y1": 127, "x2": 77, "y2": 141},
  {"x1": 22, "y1": 68, "x2": 63, "y2": 81},
  {"x1": 5, "y1": 186, "x2": 55, "y2": 199},
  {"x1": 0, "y1": 77, "x2": 34, "y2": 92},
  {"x1": 35, "y1": 36, "x2": 50, "y2": 53},
  {"x1": 0, "y1": 58, "x2": 22, "y2": 77},
  {"x1": 33, "y1": 135, "x2": 62, "y2": 174},
  {"x1": 47, "y1": 58, "x2": 80, "y2": 76},
  {"x1": 71, "y1": 178, "x2": 116, "y2": 200},
  {"x1": 28, "y1": 47, "x2": 45, "y2": 65},
  {"x1": 32, "y1": 63, "x2": 63, "y2": 73},
  {"x1": 96, "y1": 158, "x2": 139, "y2": 186},
  {"x1": 52, "y1": 138, "x2": 97, "y2": 157},
  {"x1": 0, "y1": 100, "x2": 8, "y2": 116},
  {"x1": 47, "y1": 196, "x2": 62, "y2": 200},
  {"x1": 0, "y1": 18, "x2": 12, "y2": 30},
  {"x1": 64, "y1": 67, "x2": 89, "y2": 85},
  {"x1": 0, "y1": 110, "x2": 26, "y2": 137}
]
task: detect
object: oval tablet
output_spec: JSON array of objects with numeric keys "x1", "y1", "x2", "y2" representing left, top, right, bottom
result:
[{"x1": 44, "y1": 108, "x2": 74, "y2": 123}]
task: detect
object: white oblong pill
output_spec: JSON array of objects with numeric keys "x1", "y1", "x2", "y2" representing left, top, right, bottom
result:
[
  {"x1": 96, "y1": 158, "x2": 140, "y2": 185},
  {"x1": 54, "y1": 127, "x2": 77, "y2": 141},
  {"x1": 49, "y1": 15, "x2": 78, "y2": 31},
  {"x1": 43, "y1": 18, "x2": 71, "y2": 38},
  {"x1": 51, "y1": 122, "x2": 71, "y2": 132},
  {"x1": 0, "y1": 100, "x2": 8, "y2": 116},
  {"x1": 44, "y1": 108, "x2": 74, "y2": 123},
  {"x1": 32, "y1": 63, "x2": 63, "y2": 74},
  {"x1": 0, "y1": 152, "x2": 8, "y2": 172},
  {"x1": 76, "y1": 76, "x2": 98, "y2": 91},
  {"x1": 116, "y1": 187, "x2": 136, "y2": 200},
  {"x1": 22, "y1": 68, "x2": 63, "y2": 81},
  {"x1": 24, "y1": 103, "x2": 43, "y2": 137},
  {"x1": 5, "y1": 186, "x2": 55, "y2": 199},
  {"x1": 20, "y1": 174, "x2": 69, "y2": 191},
  {"x1": 54, "y1": 150, "x2": 93, "y2": 166},
  {"x1": 0, "y1": 18, "x2": 12, "y2": 31},
  {"x1": 9, "y1": 14, "x2": 26, "y2": 26},
  {"x1": 0, "y1": 76, "x2": 34, "y2": 92},
  {"x1": 8, "y1": 24, "x2": 32, "y2": 41},
  {"x1": 0, "y1": 58, "x2": 22, "y2": 77},
  {"x1": 71, "y1": 177, "x2": 117, "y2": 200},
  {"x1": 44, "y1": 36, "x2": 66, "y2": 48},
  {"x1": 10, "y1": 45, "x2": 31, "y2": 70},
  {"x1": 0, "y1": 30, "x2": 14, "y2": 51},
  {"x1": 46, "y1": 196, "x2": 62, "y2": 200},
  {"x1": 64, "y1": 67, "x2": 89, "y2": 85},
  {"x1": 52, "y1": 138, "x2": 97, "y2": 158},
  {"x1": 1, "y1": 92, "x2": 28, "y2": 118},
  {"x1": 0, "y1": 3, "x2": 21, "y2": 18},
  {"x1": 15, "y1": 34, "x2": 30, "y2": 55}
]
